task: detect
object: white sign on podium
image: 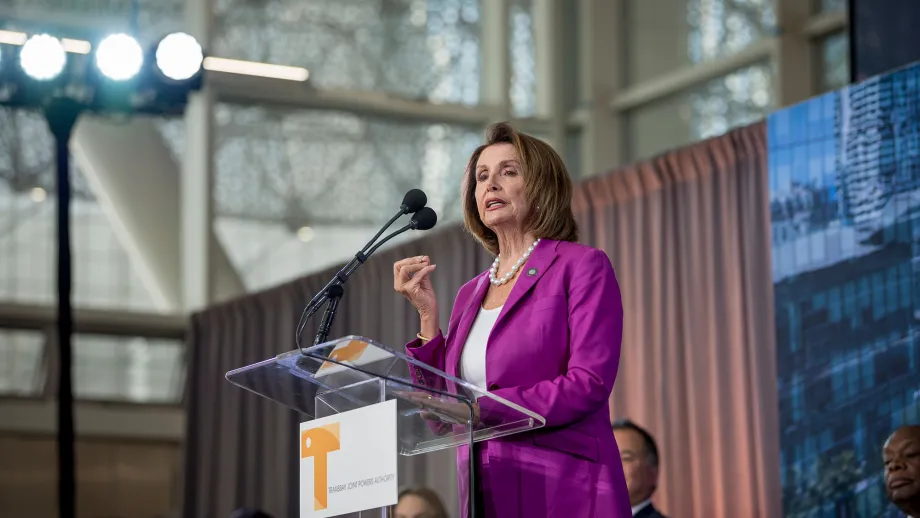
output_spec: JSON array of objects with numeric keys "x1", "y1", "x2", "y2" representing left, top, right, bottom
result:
[{"x1": 299, "y1": 399, "x2": 398, "y2": 517}]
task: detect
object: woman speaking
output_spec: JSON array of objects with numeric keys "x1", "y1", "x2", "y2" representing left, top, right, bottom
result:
[{"x1": 393, "y1": 123, "x2": 631, "y2": 517}]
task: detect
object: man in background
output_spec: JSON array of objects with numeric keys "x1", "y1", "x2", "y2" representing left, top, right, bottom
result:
[
  {"x1": 613, "y1": 419, "x2": 668, "y2": 518},
  {"x1": 884, "y1": 425, "x2": 920, "y2": 518}
]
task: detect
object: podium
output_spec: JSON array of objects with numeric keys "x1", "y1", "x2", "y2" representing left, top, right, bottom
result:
[{"x1": 226, "y1": 335, "x2": 546, "y2": 518}]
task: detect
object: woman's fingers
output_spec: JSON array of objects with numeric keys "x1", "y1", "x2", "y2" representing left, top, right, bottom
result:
[
  {"x1": 405, "y1": 264, "x2": 436, "y2": 289},
  {"x1": 394, "y1": 256, "x2": 428, "y2": 278},
  {"x1": 400, "y1": 262, "x2": 431, "y2": 278},
  {"x1": 394, "y1": 257, "x2": 430, "y2": 290}
]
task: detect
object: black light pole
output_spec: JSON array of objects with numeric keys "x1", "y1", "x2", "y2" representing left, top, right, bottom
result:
[
  {"x1": 45, "y1": 97, "x2": 82, "y2": 518},
  {"x1": 1, "y1": 30, "x2": 203, "y2": 518}
]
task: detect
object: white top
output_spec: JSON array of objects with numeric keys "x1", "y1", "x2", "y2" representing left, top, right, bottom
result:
[
  {"x1": 631, "y1": 500, "x2": 651, "y2": 516},
  {"x1": 459, "y1": 305, "x2": 502, "y2": 395}
]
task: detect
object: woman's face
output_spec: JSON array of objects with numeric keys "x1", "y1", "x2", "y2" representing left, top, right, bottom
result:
[
  {"x1": 474, "y1": 143, "x2": 530, "y2": 232},
  {"x1": 394, "y1": 494, "x2": 438, "y2": 518}
]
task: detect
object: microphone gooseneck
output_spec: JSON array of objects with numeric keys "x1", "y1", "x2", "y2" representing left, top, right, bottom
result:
[
  {"x1": 364, "y1": 207, "x2": 439, "y2": 260},
  {"x1": 295, "y1": 191, "x2": 439, "y2": 349}
]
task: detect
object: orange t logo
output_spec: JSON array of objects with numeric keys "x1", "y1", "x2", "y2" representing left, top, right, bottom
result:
[
  {"x1": 319, "y1": 340, "x2": 369, "y2": 371},
  {"x1": 301, "y1": 423, "x2": 341, "y2": 511}
]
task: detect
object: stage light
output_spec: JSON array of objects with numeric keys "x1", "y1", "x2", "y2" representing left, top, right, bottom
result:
[
  {"x1": 0, "y1": 29, "x2": 208, "y2": 518},
  {"x1": 155, "y1": 32, "x2": 203, "y2": 81},
  {"x1": 95, "y1": 34, "x2": 143, "y2": 81},
  {"x1": 20, "y1": 34, "x2": 66, "y2": 81}
]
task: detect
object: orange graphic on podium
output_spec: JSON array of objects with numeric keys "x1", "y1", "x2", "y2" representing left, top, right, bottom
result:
[
  {"x1": 301, "y1": 423, "x2": 341, "y2": 511},
  {"x1": 318, "y1": 340, "x2": 369, "y2": 371}
]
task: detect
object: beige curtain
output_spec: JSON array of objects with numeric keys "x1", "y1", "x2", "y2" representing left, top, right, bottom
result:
[
  {"x1": 573, "y1": 122, "x2": 782, "y2": 518},
  {"x1": 182, "y1": 122, "x2": 781, "y2": 518}
]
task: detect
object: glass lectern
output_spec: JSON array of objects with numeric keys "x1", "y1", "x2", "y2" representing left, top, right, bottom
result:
[{"x1": 226, "y1": 335, "x2": 545, "y2": 518}]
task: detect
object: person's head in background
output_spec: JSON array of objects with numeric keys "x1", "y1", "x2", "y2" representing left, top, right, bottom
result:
[
  {"x1": 884, "y1": 425, "x2": 920, "y2": 518},
  {"x1": 393, "y1": 487, "x2": 448, "y2": 518},
  {"x1": 613, "y1": 418, "x2": 661, "y2": 507}
]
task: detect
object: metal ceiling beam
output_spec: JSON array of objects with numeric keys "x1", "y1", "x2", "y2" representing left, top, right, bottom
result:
[
  {"x1": 803, "y1": 10, "x2": 847, "y2": 39},
  {"x1": 208, "y1": 71, "x2": 503, "y2": 126},
  {"x1": 0, "y1": 302, "x2": 186, "y2": 338},
  {"x1": 610, "y1": 38, "x2": 776, "y2": 112}
]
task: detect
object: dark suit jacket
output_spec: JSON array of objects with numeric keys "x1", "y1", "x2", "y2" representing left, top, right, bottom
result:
[{"x1": 634, "y1": 503, "x2": 668, "y2": 518}]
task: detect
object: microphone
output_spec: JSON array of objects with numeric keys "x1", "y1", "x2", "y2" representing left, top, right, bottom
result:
[
  {"x1": 400, "y1": 189, "x2": 427, "y2": 213},
  {"x1": 296, "y1": 192, "x2": 438, "y2": 348},
  {"x1": 362, "y1": 207, "x2": 438, "y2": 258},
  {"x1": 410, "y1": 207, "x2": 437, "y2": 230}
]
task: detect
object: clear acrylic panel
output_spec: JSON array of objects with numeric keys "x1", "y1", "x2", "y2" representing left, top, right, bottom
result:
[{"x1": 226, "y1": 335, "x2": 545, "y2": 456}]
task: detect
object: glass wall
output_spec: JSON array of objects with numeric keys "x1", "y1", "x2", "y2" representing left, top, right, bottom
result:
[
  {"x1": 207, "y1": 104, "x2": 482, "y2": 290},
  {"x1": 622, "y1": 0, "x2": 778, "y2": 161},
  {"x1": 0, "y1": 329, "x2": 45, "y2": 397},
  {"x1": 509, "y1": 0, "x2": 537, "y2": 117},
  {"x1": 213, "y1": 0, "x2": 481, "y2": 105},
  {"x1": 821, "y1": 32, "x2": 850, "y2": 93},
  {"x1": 625, "y1": 0, "x2": 776, "y2": 86},
  {"x1": 0, "y1": 109, "x2": 161, "y2": 311},
  {"x1": 627, "y1": 62, "x2": 773, "y2": 161}
]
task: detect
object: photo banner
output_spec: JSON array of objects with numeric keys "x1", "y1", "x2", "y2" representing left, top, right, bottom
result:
[{"x1": 767, "y1": 61, "x2": 920, "y2": 517}]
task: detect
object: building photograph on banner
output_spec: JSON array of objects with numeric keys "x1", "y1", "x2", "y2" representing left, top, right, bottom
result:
[
  {"x1": 768, "y1": 62, "x2": 920, "y2": 517},
  {"x1": 299, "y1": 399, "x2": 398, "y2": 517}
]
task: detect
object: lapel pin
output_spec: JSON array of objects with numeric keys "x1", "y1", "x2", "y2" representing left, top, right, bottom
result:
[{"x1": 526, "y1": 268, "x2": 538, "y2": 276}]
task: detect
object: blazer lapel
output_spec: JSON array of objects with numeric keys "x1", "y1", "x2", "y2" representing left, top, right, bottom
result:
[
  {"x1": 492, "y1": 239, "x2": 559, "y2": 336},
  {"x1": 447, "y1": 272, "x2": 489, "y2": 376}
]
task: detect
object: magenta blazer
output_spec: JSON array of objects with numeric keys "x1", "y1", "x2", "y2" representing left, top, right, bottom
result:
[{"x1": 406, "y1": 239, "x2": 632, "y2": 517}]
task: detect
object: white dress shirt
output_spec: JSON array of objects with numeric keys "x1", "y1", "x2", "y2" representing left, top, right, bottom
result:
[{"x1": 631, "y1": 499, "x2": 651, "y2": 516}]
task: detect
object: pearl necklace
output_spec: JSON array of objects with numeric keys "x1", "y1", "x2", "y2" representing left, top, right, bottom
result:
[{"x1": 489, "y1": 239, "x2": 541, "y2": 286}]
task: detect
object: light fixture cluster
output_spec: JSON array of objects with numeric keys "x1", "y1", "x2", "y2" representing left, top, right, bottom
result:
[{"x1": 0, "y1": 30, "x2": 205, "y2": 113}]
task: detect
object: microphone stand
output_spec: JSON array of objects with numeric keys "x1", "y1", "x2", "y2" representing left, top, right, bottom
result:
[
  {"x1": 299, "y1": 217, "x2": 420, "y2": 350},
  {"x1": 313, "y1": 284, "x2": 344, "y2": 346}
]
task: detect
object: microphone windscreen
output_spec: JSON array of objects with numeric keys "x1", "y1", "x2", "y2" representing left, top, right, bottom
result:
[
  {"x1": 401, "y1": 189, "x2": 427, "y2": 213},
  {"x1": 411, "y1": 207, "x2": 438, "y2": 230}
]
